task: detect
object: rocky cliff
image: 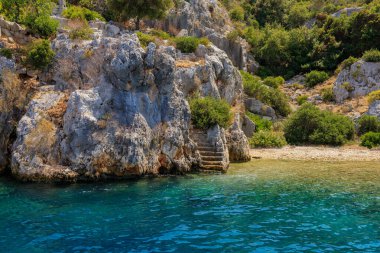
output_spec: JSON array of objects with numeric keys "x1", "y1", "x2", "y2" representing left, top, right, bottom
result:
[
  {"x1": 147, "y1": 0, "x2": 258, "y2": 73},
  {"x1": 334, "y1": 60, "x2": 380, "y2": 103},
  {"x1": 4, "y1": 24, "x2": 250, "y2": 182}
]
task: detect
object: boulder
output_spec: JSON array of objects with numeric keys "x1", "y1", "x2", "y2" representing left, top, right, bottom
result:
[
  {"x1": 241, "y1": 115, "x2": 256, "y2": 138},
  {"x1": 226, "y1": 114, "x2": 251, "y2": 162},
  {"x1": 245, "y1": 98, "x2": 277, "y2": 119},
  {"x1": 334, "y1": 60, "x2": 380, "y2": 103},
  {"x1": 368, "y1": 100, "x2": 380, "y2": 119}
]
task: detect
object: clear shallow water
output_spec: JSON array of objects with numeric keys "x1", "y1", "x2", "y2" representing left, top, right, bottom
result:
[{"x1": 0, "y1": 160, "x2": 379, "y2": 253}]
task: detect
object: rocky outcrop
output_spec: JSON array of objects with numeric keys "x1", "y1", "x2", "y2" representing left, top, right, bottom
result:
[
  {"x1": 334, "y1": 60, "x2": 380, "y2": 103},
  {"x1": 368, "y1": 100, "x2": 380, "y2": 119},
  {"x1": 241, "y1": 115, "x2": 256, "y2": 138},
  {"x1": 245, "y1": 98, "x2": 277, "y2": 120},
  {"x1": 0, "y1": 17, "x2": 33, "y2": 44},
  {"x1": 226, "y1": 114, "x2": 251, "y2": 162},
  {"x1": 147, "y1": 0, "x2": 258, "y2": 73},
  {"x1": 10, "y1": 26, "x2": 248, "y2": 182}
]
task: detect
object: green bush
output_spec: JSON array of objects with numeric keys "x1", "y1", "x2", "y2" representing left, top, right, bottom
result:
[
  {"x1": 149, "y1": 29, "x2": 171, "y2": 40},
  {"x1": 296, "y1": 95, "x2": 308, "y2": 105},
  {"x1": 190, "y1": 96, "x2": 232, "y2": 129},
  {"x1": 360, "y1": 132, "x2": 380, "y2": 149},
  {"x1": 175, "y1": 37, "x2": 209, "y2": 53},
  {"x1": 305, "y1": 71, "x2": 329, "y2": 88},
  {"x1": 69, "y1": 25, "x2": 93, "y2": 40},
  {"x1": 136, "y1": 32, "x2": 156, "y2": 47},
  {"x1": 321, "y1": 87, "x2": 335, "y2": 102},
  {"x1": 362, "y1": 49, "x2": 380, "y2": 62},
  {"x1": 368, "y1": 90, "x2": 380, "y2": 104},
  {"x1": 250, "y1": 131, "x2": 287, "y2": 148},
  {"x1": 241, "y1": 71, "x2": 291, "y2": 117},
  {"x1": 28, "y1": 15, "x2": 59, "y2": 38},
  {"x1": 63, "y1": 5, "x2": 105, "y2": 21},
  {"x1": 263, "y1": 76, "x2": 285, "y2": 89},
  {"x1": 0, "y1": 48, "x2": 12, "y2": 59},
  {"x1": 358, "y1": 115, "x2": 380, "y2": 136},
  {"x1": 229, "y1": 6, "x2": 245, "y2": 21},
  {"x1": 246, "y1": 111, "x2": 272, "y2": 131},
  {"x1": 284, "y1": 103, "x2": 354, "y2": 146},
  {"x1": 27, "y1": 39, "x2": 55, "y2": 70},
  {"x1": 335, "y1": 56, "x2": 358, "y2": 74}
]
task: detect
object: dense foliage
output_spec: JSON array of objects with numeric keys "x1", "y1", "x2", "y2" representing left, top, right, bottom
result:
[
  {"x1": 284, "y1": 103, "x2": 355, "y2": 146},
  {"x1": 63, "y1": 5, "x2": 105, "y2": 21},
  {"x1": 190, "y1": 96, "x2": 232, "y2": 129},
  {"x1": 175, "y1": 37, "x2": 209, "y2": 53},
  {"x1": 362, "y1": 49, "x2": 380, "y2": 62},
  {"x1": 368, "y1": 90, "x2": 380, "y2": 104},
  {"x1": 27, "y1": 39, "x2": 55, "y2": 69},
  {"x1": 245, "y1": 111, "x2": 272, "y2": 131},
  {"x1": 241, "y1": 71, "x2": 291, "y2": 117},
  {"x1": 0, "y1": 0, "x2": 58, "y2": 37},
  {"x1": 360, "y1": 132, "x2": 380, "y2": 149},
  {"x1": 305, "y1": 70, "x2": 329, "y2": 88},
  {"x1": 358, "y1": 115, "x2": 380, "y2": 135},
  {"x1": 249, "y1": 130, "x2": 287, "y2": 148},
  {"x1": 107, "y1": 0, "x2": 173, "y2": 30},
  {"x1": 222, "y1": 0, "x2": 380, "y2": 78}
]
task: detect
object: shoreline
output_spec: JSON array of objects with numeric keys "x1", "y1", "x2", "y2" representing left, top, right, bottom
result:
[{"x1": 250, "y1": 146, "x2": 380, "y2": 162}]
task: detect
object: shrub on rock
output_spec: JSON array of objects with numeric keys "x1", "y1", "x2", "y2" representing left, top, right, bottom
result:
[
  {"x1": 175, "y1": 37, "x2": 209, "y2": 53},
  {"x1": 28, "y1": 15, "x2": 59, "y2": 38},
  {"x1": 305, "y1": 70, "x2": 329, "y2": 88},
  {"x1": 284, "y1": 103, "x2": 354, "y2": 146},
  {"x1": 190, "y1": 96, "x2": 232, "y2": 129},
  {"x1": 263, "y1": 76, "x2": 285, "y2": 89},
  {"x1": 368, "y1": 90, "x2": 380, "y2": 105},
  {"x1": 63, "y1": 5, "x2": 105, "y2": 21},
  {"x1": 27, "y1": 39, "x2": 55, "y2": 70},
  {"x1": 362, "y1": 49, "x2": 380, "y2": 62}
]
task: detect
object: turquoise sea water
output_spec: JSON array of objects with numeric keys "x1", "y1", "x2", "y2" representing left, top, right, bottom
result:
[{"x1": 0, "y1": 160, "x2": 379, "y2": 253}]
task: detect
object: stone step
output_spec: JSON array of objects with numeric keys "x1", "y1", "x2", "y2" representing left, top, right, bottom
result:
[
  {"x1": 199, "y1": 151, "x2": 224, "y2": 156},
  {"x1": 197, "y1": 142, "x2": 214, "y2": 147},
  {"x1": 200, "y1": 156, "x2": 224, "y2": 162},
  {"x1": 198, "y1": 147, "x2": 217, "y2": 152},
  {"x1": 201, "y1": 165, "x2": 225, "y2": 171},
  {"x1": 199, "y1": 169, "x2": 223, "y2": 174},
  {"x1": 201, "y1": 161, "x2": 224, "y2": 166}
]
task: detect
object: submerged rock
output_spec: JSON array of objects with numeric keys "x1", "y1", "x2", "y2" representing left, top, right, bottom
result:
[{"x1": 10, "y1": 28, "x2": 249, "y2": 182}]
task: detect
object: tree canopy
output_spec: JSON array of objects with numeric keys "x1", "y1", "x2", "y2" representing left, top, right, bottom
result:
[{"x1": 108, "y1": 0, "x2": 173, "y2": 30}]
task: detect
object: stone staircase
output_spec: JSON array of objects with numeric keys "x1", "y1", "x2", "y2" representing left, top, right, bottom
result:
[{"x1": 191, "y1": 129, "x2": 226, "y2": 173}]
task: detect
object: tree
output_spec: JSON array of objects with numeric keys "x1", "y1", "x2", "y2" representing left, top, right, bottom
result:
[{"x1": 107, "y1": 0, "x2": 173, "y2": 30}]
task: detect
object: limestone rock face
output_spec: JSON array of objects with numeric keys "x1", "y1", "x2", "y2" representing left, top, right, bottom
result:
[
  {"x1": 11, "y1": 28, "x2": 249, "y2": 181},
  {"x1": 334, "y1": 60, "x2": 380, "y2": 103},
  {"x1": 245, "y1": 98, "x2": 277, "y2": 120},
  {"x1": 147, "y1": 0, "x2": 259, "y2": 72},
  {"x1": 368, "y1": 100, "x2": 380, "y2": 119},
  {"x1": 0, "y1": 57, "x2": 17, "y2": 173},
  {"x1": 241, "y1": 115, "x2": 256, "y2": 138},
  {"x1": 226, "y1": 115, "x2": 251, "y2": 162}
]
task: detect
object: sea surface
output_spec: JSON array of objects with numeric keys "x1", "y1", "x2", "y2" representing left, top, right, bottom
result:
[{"x1": 0, "y1": 160, "x2": 379, "y2": 252}]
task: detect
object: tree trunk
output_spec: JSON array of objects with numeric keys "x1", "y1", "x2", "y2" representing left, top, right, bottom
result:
[{"x1": 135, "y1": 17, "x2": 140, "y2": 31}]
